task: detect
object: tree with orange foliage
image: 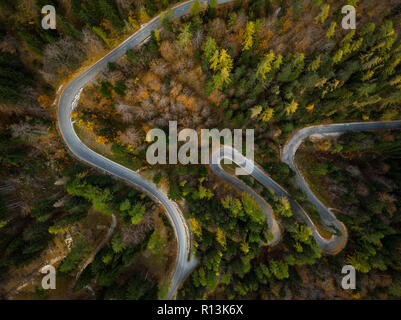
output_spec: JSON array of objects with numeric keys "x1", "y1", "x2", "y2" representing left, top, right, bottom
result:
[{"x1": 38, "y1": 94, "x2": 53, "y2": 109}]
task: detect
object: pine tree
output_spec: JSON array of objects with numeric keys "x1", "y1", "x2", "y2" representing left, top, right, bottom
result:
[
  {"x1": 177, "y1": 23, "x2": 192, "y2": 48},
  {"x1": 256, "y1": 51, "x2": 275, "y2": 80},
  {"x1": 210, "y1": 49, "x2": 220, "y2": 71},
  {"x1": 219, "y1": 49, "x2": 233, "y2": 72},
  {"x1": 326, "y1": 21, "x2": 336, "y2": 39},
  {"x1": 57, "y1": 15, "x2": 83, "y2": 40},
  {"x1": 144, "y1": 0, "x2": 158, "y2": 16},
  {"x1": 269, "y1": 259, "x2": 289, "y2": 280},
  {"x1": 99, "y1": 0, "x2": 124, "y2": 30},
  {"x1": 209, "y1": 0, "x2": 218, "y2": 9},
  {"x1": 112, "y1": 230, "x2": 125, "y2": 253},
  {"x1": 203, "y1": 36, "x2": 218, "y2": 61},
  {"x1": 242, "y1": 21, "x2": 255, "y2": 51},
  {"x1": 216, "y1": 228, "x2": 226, "y2": 248},
  {"x1": 314, "y1": 4, "x2": 330, "y2": 24},
  {"x1": 308, "y1": 55, "x2": 321, "y2": 71},
  {"x1": 190, "y1": 0, "x2": 202, "y2": 16},
  {"x1": 332, "y1": 49, "x2": 344, "y2": 65},
  {"x1": 277, "y1": 53, "x2": 305, "y2": 82}
]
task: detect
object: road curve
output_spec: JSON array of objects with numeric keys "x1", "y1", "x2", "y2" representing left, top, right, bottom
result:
[
  {"x1": 58, "y1": 0, "x2": 236, "y2": 299},
  {"x1": 282, "y1": 120, "x2": 401, "y2": 253},
  {"x1": 57, "y1": 0, "x2": 401, "y2": 297},
  {"x1": 211, "y1": 121, "x2": 401, "y2": 254},
  {"x1": 211, "y1": 147, "x2": 282, "y2": 246},
  {"x1": 211, "y1": 145, "x2": 344, "y2": 253}
]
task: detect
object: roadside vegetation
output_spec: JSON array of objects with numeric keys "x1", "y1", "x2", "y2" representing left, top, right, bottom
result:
[
  {"x1": 1, "y1": 0, "x2": 401, "y2": 300},
  {"x1": 0, "y1": 0, "x2": 180, "y2": 299},
  {"x1": 296, "y1": 130, "x2": 401, "y2": 298},
  {"x1": 72, "y1": 0, "x2": 401, "y2": 299}
]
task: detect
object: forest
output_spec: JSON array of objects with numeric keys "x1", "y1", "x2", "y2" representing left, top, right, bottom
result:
[
  {"x1": 71, "y1": 0, "x2": 401, "y2": 299},
  {"x1": 1, "y1": 0, "x2": 401, "y2": 300},
  {"x1": 296, "y1": 130, "x2": 401, "y2": 298},
  {"x1": 0, "y1": 0, "x2": 180, "y2": 299}
]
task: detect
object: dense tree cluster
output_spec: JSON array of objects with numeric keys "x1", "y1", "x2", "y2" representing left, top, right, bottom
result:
[
  {"x1": 73, "y1": 228, "x2": 158, "y2": 299},
  {"x1": 71, "y1": 0, "x2": 401, "y2": 300},
  {"x1": 0, "y1": 0, "x2": 183, "y2": 298},
  {"x1": 1, "y1": 0, "x2": 401, "y2": 300},
  {"x1": 298, "y1": 130, "x2": 401, "y2": 298}
]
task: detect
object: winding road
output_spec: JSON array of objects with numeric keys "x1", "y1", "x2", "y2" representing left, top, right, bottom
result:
[
  {"x1": 58, "y1": 0, "x2": 226, "y2": 299},
  {"x1": 282, "y1": 121, "x2": 401, "y2": 253},
  {"x1": 212, "y1": 121, "x2": 401, "y2": 255},
  {"x1": 57, "y1": 0, "x2": 401, "y2": 298}
]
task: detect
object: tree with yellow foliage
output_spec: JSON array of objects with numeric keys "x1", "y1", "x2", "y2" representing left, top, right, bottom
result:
[
  {"x1": 242, "y1": 21, "x2": 255, "y2": 51},
  {"x1": 256, "y1": 51, "x2": 275, "y2": 80},
  {"x1": 306, "y1": 104, "x2": 315, "y2": 112},
  {"x1": 307, "y1": 55, "x2": 321, "y2": 72},
  {"x1": 210, "y1": 49, "x2": 220, "y2": 71},
  {"x1": 207, "y1": 46, "x2": 234, "y2": 91},
  {"x1": 277, "y1": 197, "x2": 292, "y2": 217},
  {"x1": 190, "y1": 0, "x2": 203, "y2": 16},
  {"x1": 326, "y1": 21, "x2": 337, "y2": 39},
  {"x1": 189, "y1": 217, "x2": 202, "y2": 239},
  {"x1": 260, "y1": 107, "x2": 274, "y2": 122},
  {"x1": 314, "y1": 4, "x2": 330, "y2": 24},
  {"x1": 285, "y1": 100, "x2": 298, "y2": 116},
  {"x1": 219, "y1": 49, "x2": 233, "y2": 71},
  {"x1": 240, "y1": 242, "x2": 250, "y2": 254},
  {"x1": 216, "y1": 227, "x2": 227, "y2": 249},
  {"x1": 138, "y1": 6, "x2": 150, "y2": 24},
  {"x1": 332, "y1": 49, "x2": 344, "y2": 65},
  {"x1": 38, "y1": 94, "x2": 53, "y2": 109}
]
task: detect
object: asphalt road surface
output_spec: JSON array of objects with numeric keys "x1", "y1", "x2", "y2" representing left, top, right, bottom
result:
[
  {"x1": 281, "y1": 121, "x2": 401, "y2": 253},
  {"x1": 211, "y1": 121, "x2": 401, "y2": 254},
  {"x1": 57, "y1": 0, "x2": 401, "y2": 297},
  {"x1": 57, "y1": 0, "x2": 234, "y2": 300}
]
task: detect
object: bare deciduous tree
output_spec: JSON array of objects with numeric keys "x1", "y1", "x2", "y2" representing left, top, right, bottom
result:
[
  {"x1": 109, "y1": 70, "x2": 125, "y2": 83},
  {"x1": 10, "y1": 122, "x2": 47, "y2": 143},
  {"x1": 121, "y1": 212, "x2": 153, "y2": 246},
  {"x1": 208, "y1": 18, "x2": 228, "y2": 43},
  {"x1": 233, "y1": 11, "x2": 247, "y2": 33},
  {"x1": 119, "y1": 127, "x2": 143, "y2": 148},
  {"x1": 192, "y1": 29, "x2": 204, "y2": 49},
  {"x1": 0, "y1": 34, "x2": 19, "y2": 54},
  {"x1": 42, "y1": 37, "x2": 86, "y2": 78},
  {"x1": 160, "y1": 41, "x2": 177, "y2": 62},
  {"x1": 115, "y1": 104, "x2": 134, "y2": 123},
  {"x1": 116, "y1": 0, "x2": 135, "y2": 10},
  {"x1": 150, "y1": 59, "x2": 170, "y2": 77},
  {"x1": 82, "y1": 27, "x2": 104, "y2": 56}
]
